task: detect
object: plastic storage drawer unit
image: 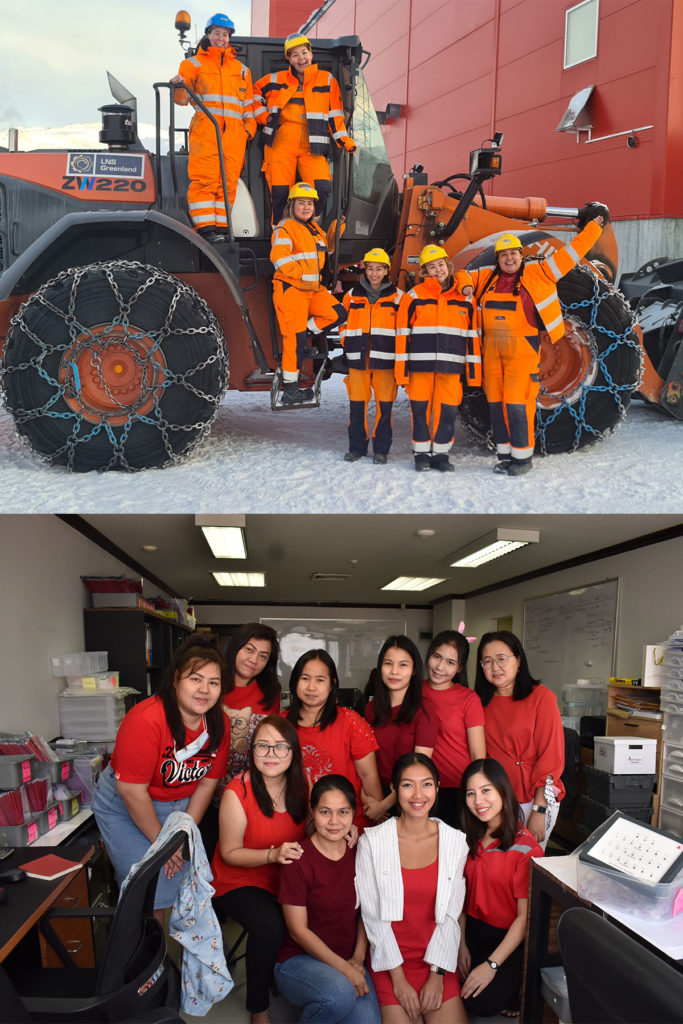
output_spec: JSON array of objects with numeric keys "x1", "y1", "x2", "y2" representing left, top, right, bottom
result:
[
  {"x1": 659, "y1": 805, "x2": 683, "y2": 839},
  {"x1": 660, "y1": 772, "x2": 683, "y2": 815},
  {"x1": 584, "y1": 765, "x2": 656, "y2": 807},
  {"x1": 662, "y1": 710, "x2": 683, "y2": 745},
  {"x1": 58, "y1": 691, "x2": 128, "y2": 740}
]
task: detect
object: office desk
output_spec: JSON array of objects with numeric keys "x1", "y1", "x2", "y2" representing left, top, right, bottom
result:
[
  {"x1": 0, "y1": 844, "x2": 94, "y2": 963},
  {"x1": 521, "y1": 854, "x2": 683, "y2": 1023}
]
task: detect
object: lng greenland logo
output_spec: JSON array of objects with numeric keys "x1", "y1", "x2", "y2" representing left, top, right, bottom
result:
[{"x1": 66, "y1": 153, "x2": 145, "y2": 178}]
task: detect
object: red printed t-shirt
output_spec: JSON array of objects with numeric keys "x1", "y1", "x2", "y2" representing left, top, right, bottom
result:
[
  {"x1": 111, "y1": 695, "x2": 230, "y2": 801},
  {"x1": 222, "y1": 681, "x2": 281, "y2": 780},
  {"x1": 365, "y1": 701, "x2": 438, "y2": 785},
  {"x1": 421, "y1": 682, "x2": 485, "y2": 788},
  {"x1": 278, "y1": 837, "x2": 358, "y2": 962},
  {"x1": 211, "y1": 775, "x2": 306, "y2": 898},
  {"x1": 483, "y1": 684, "x2": 566, "y2": 803},
  {"x1": 464, "y1": 826, "x2": 543, "y2": 929}
]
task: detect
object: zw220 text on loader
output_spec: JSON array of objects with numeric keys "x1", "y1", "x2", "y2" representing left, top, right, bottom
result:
[{"x1": 0, "y1": 27, "x2": 669, "y2": 472}]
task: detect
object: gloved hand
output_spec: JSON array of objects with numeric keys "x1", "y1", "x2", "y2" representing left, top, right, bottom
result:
[
  {"x1": 577, "y1": 201, "x2": 610, "y2": 228},
  {"x1": 343, "y1": 137, "x2": 357, "y2": 153}
]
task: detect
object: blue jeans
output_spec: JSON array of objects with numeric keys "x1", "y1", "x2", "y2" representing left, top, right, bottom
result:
[{"x1": 274, "y1": 955, "x2": 381, "y2": 1023}]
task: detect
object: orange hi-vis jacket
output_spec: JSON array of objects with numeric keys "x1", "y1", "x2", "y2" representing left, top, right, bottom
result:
[
  {"x1": 253, "y1": 65, "x2": 355, "y2": 155},
  {"x1": 469, "y1": 220, "x2": 603, "y2": 344},
  {"x1": 395, "y1": 273, "x2": 481, "y2": 386},
  {"x1": 175, "y1": 45, "x2": 256, "y2": 139},
  {"x1": 340, "y1": 280, "x2": 404, "y2": 370},
  {"x1": 270, "y1": 216, "x2": 334, "y2": 291}
]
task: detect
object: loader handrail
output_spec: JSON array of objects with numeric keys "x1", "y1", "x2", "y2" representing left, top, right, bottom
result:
[{"x1": 152, "y1": 81, "x2": 234, "y2": 243}]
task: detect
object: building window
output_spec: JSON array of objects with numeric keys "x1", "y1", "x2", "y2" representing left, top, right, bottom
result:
[{"x1": 564, "y1": 0, "x2": 599, "y2": 69}]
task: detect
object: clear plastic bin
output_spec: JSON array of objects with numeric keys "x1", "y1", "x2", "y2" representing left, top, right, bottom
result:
[
  {"x1": 663, "y1": 741, "x2": 683, "y2": 774},
  {"x1": 577, "y1": 855, "x2": 683, "y2": 920},
  {"x1": 659, "y1": 804, "x2": 683, "y2": 840},
  {"x1": 58, "y1": 690, "x2": 130, "y2": 740},
  {"x1": 563, "y1": 683, "x2": 607, "y2": 716},
  {"x1": 32, "y1": 758, "x2": 73, "y2": 784},
  {"x1": 662, "y1": 710, "x2": 683, "y2": 746},
  {"x1": 51, "y1": 651, "x2": 108, "y2": 678},
  {"x1": 66, "y1": 671, "x2": 119, "y2": 690},
  {"x1": 71, "y1": 755, "x2": 103, "y2": 808}
]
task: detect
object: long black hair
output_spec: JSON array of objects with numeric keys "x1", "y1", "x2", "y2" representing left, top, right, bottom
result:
[
  {"x1": 247, "y1": 715, "x2": 308, "y2": 823},
  {"x1": 224, "y1": 623, "x2": 280, "y2": 709},
  {"x1": 425, "y1": 629, "x2": 470, "y2": 688},
  {"x1": 474, "y1": 630, "x2": 540, "y2": 706},
  {"x1": 286, "y1": 649, "x2": 339, "y2": 730},
  {"x1": 157, "y1": 631, "x2": 226, "y2": 754},
  {"x1": 368, "y1": 635, "x2": 424, "y2": 727},
  {"x1": 460, "y1": 758, "x2": 522, "y2": 855}
]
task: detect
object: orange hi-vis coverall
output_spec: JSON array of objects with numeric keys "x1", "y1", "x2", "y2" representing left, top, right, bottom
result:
[
  {"x1": 469, "y1": 219, "x2": 603, "y2": 462},
  {"x1": 271, "y1": 216, "x2": 347, "y2": 382},
  {"x1": 254, "y1": 65, "x2": 355, "y2": 224},
  {"x1": 339, "y1": 278, "x2": 404, "y2": 457},
  {"x1": 175, "y1": 45, "x2": 256, "y2": 229},
  {"x1": 395, "y1": 274, "x2": 480, "y2": 456}
]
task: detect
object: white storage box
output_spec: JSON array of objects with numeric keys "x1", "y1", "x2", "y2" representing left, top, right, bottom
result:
[
  {"x1": 594, "y1": 736, "x2": 657, "y2": 774},
  {"x1": 58, "y1": 689, "x2": 133, "y2": 740},
  {"x1": 51, "y1": 651, "x2": 107, "y2": 678}
]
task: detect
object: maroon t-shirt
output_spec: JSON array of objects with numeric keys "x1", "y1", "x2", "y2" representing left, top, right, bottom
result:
[
  {"x1": 365, "y1": 701, "x2": 438, "y2": 785},
  {"x1": 277, "y1": 836, "x2": 357, "y2": 962}
]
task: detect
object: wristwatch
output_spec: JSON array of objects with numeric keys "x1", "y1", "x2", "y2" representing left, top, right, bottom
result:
[
  {"x1": 531, "y1": 804, "x2": 547, "y2": 814},
  {"x1": 486, "y1": 959, "x2": 499, "y2": 970},
  {"x1": 430, "y1": 965, "x2": 447, "y2": 976}
]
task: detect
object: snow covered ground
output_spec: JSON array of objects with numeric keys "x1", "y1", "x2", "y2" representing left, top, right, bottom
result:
[{"x1": 0, "y1": 376, "x2": 680, "y2": 513}]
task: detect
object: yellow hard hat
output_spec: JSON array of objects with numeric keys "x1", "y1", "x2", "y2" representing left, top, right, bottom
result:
[
  {"x1": 288, "y1": 182, "x2": 318, "y2": 200},
  {"x1": 363, "y1": 247, "x2": 391, "y2": 267},
  {"x1": 419, "y1": 244, "x2": 448, "y2": 267},
  {"x1": 494, "y1": 233, "x2": 523, "y2": 253},
  {"x1": 284, "y1": 33, "x2": 312, "y2": 56}
]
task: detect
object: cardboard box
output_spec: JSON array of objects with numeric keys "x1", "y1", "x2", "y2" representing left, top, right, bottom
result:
[{"x1": 594, "y1": 736, "x2": 657, "y2": 774}]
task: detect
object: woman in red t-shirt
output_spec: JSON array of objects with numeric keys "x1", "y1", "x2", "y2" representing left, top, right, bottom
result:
[
  {"x1": 93, "y1": 632, "x2": 230, "y2": 920},
  {"x1": 211, "y1": 715, "x2": 308, "y2": 1024},
  {"x1": 458, "y1": 758, "x2": 543, "y2": 1017},
  {"x1": 417, "y1": 630, "x2": 486, "y2": 828},
  {"x1": 286, "y1": 649, "x2": 384, "y2": 828},
  {"x1": 275, "y1": 774, "x2": 381, "y2": 1023},
  {"x1": 364, "y1": 635, "x2": 437, "y2": 819}
]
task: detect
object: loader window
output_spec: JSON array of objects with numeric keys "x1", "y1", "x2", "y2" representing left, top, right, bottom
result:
[{"x1": 350, "y1": 70, "x2": 393, "y2": 205}]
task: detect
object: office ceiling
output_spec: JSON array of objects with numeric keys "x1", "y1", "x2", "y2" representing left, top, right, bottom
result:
[{"x1": 70, "y1": 514, "x2": 682, "y2": 608}]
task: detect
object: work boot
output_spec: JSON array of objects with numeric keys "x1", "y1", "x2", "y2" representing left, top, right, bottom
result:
[
  {"x1": 373, "y1": 453, "x2": 388, "y2": 465},
  {"x1": 494, "y1": 457, "x2": 512, "y2": 475},
  {"x1": 507, "y1": 458, "x2": 533, "y2": 476},
  {"x1": 431, "y1": 453, "x2": 454, "y2": 473},
  {"x1": 281, "y1": 381, "x2": 314, "y2": 406},
  {"x1": 414, "y1": 454, "x2": 431, "y2": 472},
  {"x1": 344, "y1": 451, "x2": 363, "y2": 462},
  {"x1": 197, "y1": 227, "x2": 224, "y2": 244}
]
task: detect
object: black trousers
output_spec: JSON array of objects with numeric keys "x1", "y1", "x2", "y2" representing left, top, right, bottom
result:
[
  {"x1": 213, "y1": 885, "x2": 286, "y2": 1013},
  {"x1": 462, "y1": 915, "x2": 524, "y2": 1017}
]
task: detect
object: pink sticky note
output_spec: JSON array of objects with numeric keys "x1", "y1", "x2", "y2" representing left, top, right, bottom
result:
[
  {"x1": 21, "y1": 760, "x2": 31, "y2": 782},
  {"x1": 48, "y1": 808, "x2": 57, "y2": 829},
  {"x1": 27, "y1": 822, "x2": 38, "y2": 843}
]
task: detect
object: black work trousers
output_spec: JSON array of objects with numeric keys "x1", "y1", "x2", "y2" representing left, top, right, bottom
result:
[
  {"x1": 462, "y1": 914, "x2": 524, "y2": 1017},
  {"x1": 213, "y1": 885, "x2": 286, "y2": 1013}
]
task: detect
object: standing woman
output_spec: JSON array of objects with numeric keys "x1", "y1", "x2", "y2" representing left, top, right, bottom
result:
[
  {"x1": 274, "y1": 775, "x2": 381, "y2": 1023},
  {"x1": 474, "y1": 631, "x2": 565, "y2": 849},
  {"x1": 94, "y1": 633, "x2": 230, "y2": 921},
  {"x1": 364, "y1": 635, "x2": 437, "y2": 818},
  {"x1": 458, "y1": 758, "x2": 543, "y2": 1017},
  {"x1": 171, "y1": 13, "x2": 256, "y2": 242},
  {"x1": 211, "y1": 715, "x2": 308, "y2": 1024},
  {"x1": 417, "y1": 630, "x2": 486, "y2": 828},
  {"x1": 395, "y1": 244, "x2": 480, "y2": 472},
  {"x1": 356, "y1": 753, "x2": 468, "y2": 1024},
  {"x1": 286, "y1": 649, "x2": 384, "y2": 827}
]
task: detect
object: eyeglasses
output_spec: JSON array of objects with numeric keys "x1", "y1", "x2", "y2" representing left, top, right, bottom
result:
[
  {"x1": 480, "y1": 654, "x2": 515, "y2": 670},
  {"x1": 253, "y1": 741, "x2": 292, "y2": 759}
]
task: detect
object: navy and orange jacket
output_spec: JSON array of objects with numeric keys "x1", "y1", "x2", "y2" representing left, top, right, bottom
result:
[
  {"x1": 340, "y1": 278, "x2": 404, "y2": 370},
  {"x1": 469, "y1": 220, "x2": 603, "y2": 344},
  {"x1": 175, "y1": 45, "x2": 256, "y2": 138},
  {"x1": 253, "y1": 65, "x2": 355, "y2": 155},
  {"x1": 395, "y1": 273, "x2": 481, "y2": 385}
]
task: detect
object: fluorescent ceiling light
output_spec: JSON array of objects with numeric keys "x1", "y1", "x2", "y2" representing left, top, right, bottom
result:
[
  {"x1": 200, "y1": 526, "x2": 247, "y2": 559},
  {"x1": 382, "y1": 576, "x2": 446, "y2": 592},
  {"x1": 449, "y1": 528, "x2": 540, "y2": 568},
  {"x1": 213, "y1": 572, "x2": 265, "y2": 587}
]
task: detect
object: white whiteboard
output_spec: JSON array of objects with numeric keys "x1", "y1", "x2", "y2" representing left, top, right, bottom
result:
[
  {"x1": 261, "y1": 617, "x2": 406, "y2": 693},
  {"x1": 523, "y1": 579, "x2": 619, "y2": 694}
]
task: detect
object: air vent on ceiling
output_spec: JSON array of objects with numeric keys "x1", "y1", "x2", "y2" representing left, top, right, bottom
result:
[{"x1": 311, "y1": 572, "x2": 353, "y2": 582}]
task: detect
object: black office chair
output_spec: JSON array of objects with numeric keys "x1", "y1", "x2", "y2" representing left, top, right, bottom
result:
[
  {"x1": 10, "y1": 831, "x2": 187, "y2": 1022},
  {"x1": 558, "y1": 907, "x2": 683, "y2": 1024}
]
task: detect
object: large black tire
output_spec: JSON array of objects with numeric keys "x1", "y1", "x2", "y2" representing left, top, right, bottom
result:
[
  {"x1": 0, "y1": 261, "x2": 229, "y2": 471},
  {"x1": 460, "y1": 265, "x2": 643, "y2": 454}
]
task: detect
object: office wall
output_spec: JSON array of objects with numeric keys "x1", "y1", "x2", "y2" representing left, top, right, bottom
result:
[{"x1": 464, "y1": 534, "x2": 683, "y2": 697}]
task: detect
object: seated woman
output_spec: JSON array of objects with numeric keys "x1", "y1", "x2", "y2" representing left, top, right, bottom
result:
[
  {"x1": 458, "y1": 758, "x2": 543, "y2": 1018},
  {"x1": 211, "y1": 715, "x2": 309, "y2": 1024},
  {"x1": 275, "y1": 774, "x2": 381, "y2": 1023},
  {"x1": 356, "y1": 753, "x2": 468, "y2": 1024}
]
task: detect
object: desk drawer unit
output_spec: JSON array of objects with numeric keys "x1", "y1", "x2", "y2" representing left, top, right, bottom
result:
[{"x1": 39, "y1": 866, "x2": 95, "y2": 968}]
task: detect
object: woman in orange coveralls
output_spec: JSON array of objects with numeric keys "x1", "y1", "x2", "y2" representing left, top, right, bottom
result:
[
  {"x1": 270, "y1": 182, "x2": 346, "y2": 406},
  {"x1": 171, "y1": 13, "x2": 255, "y2": 242},
  {"x1": 396, "y1": 245, "x2": 480, "y2": 473},
  {"x1": 254, "y1": 33, "x2": 356, "y2": 225},
  {"x1": 468, "y1": 204, "x2": 608, "y2": 476}
]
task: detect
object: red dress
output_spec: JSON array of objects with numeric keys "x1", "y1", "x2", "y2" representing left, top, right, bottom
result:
[{"x1": 370, "y1": 859, "x2": 461, "y2": 1006}]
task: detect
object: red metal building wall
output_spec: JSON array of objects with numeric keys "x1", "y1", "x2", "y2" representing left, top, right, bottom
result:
[{"x1": 253, "y1": 0, "x2": 682, "y2": 221}]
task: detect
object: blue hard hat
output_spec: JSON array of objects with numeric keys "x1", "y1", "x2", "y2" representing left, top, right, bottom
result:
[{"x1": 205, "y1": 12, "x2": 235, "y2": 33}]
